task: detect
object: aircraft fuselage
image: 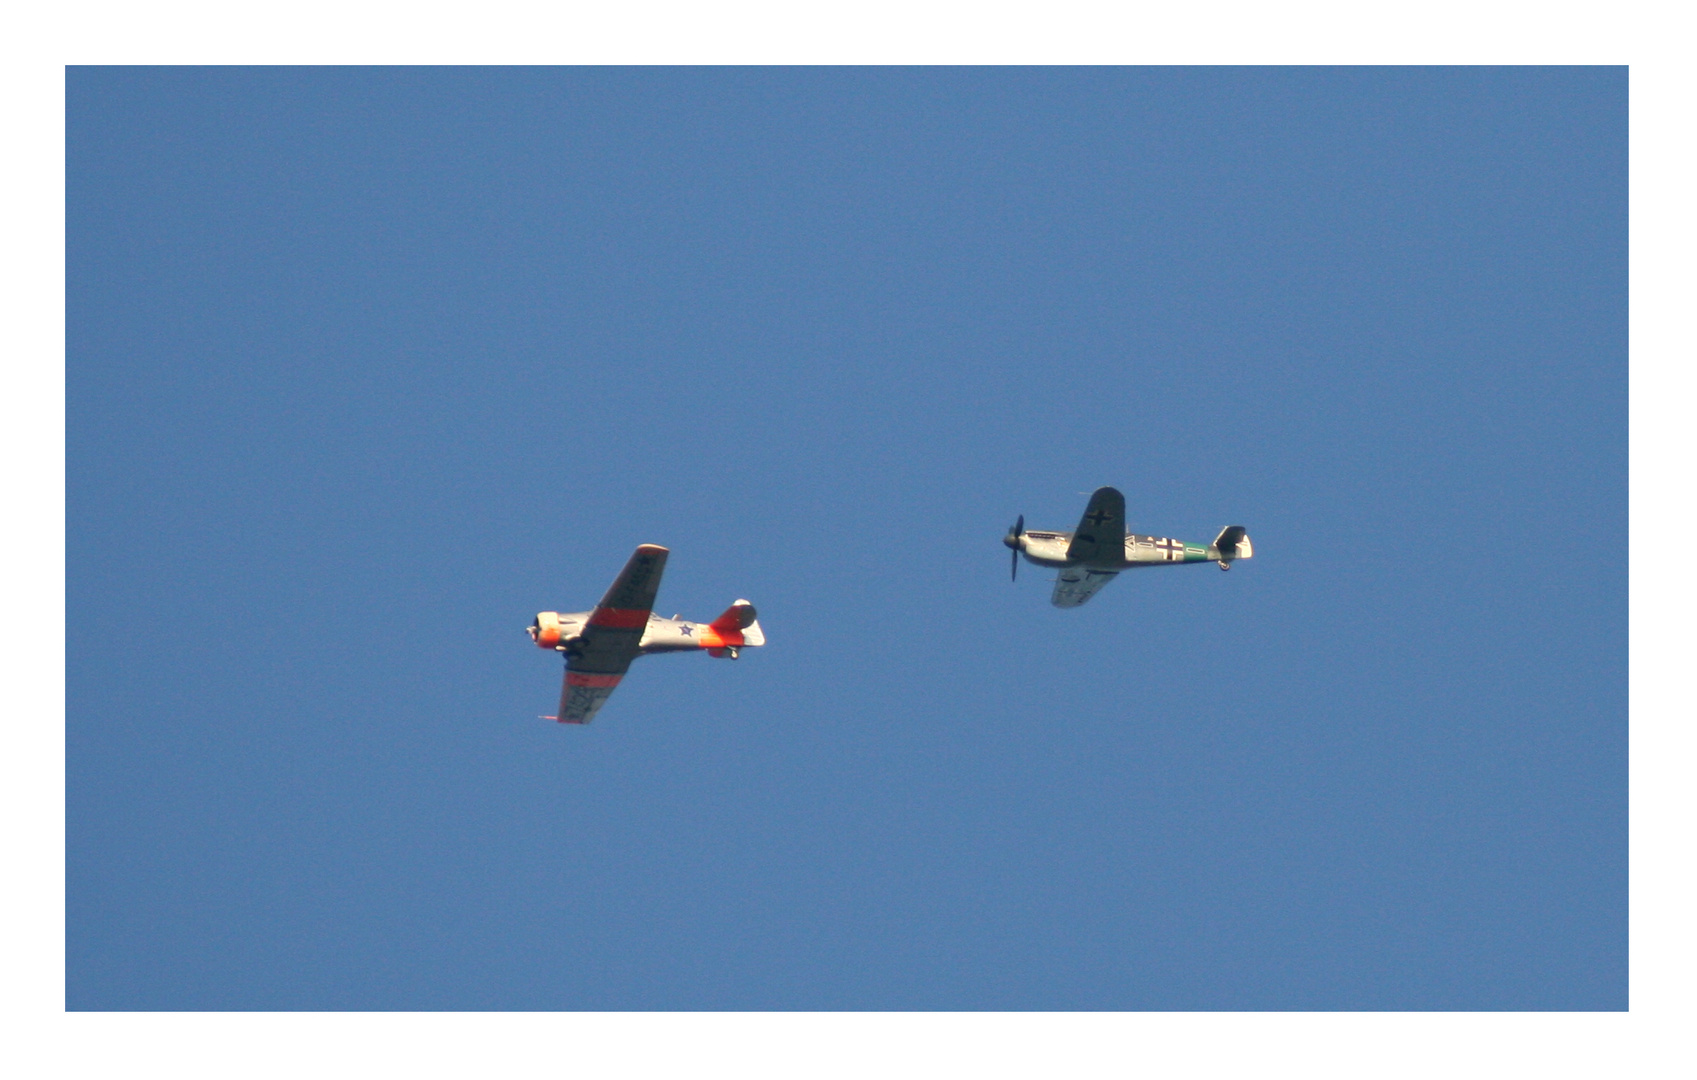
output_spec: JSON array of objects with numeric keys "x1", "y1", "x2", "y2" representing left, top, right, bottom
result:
[
  {"x1": 1012, "y1": 530, "x2": 1228, "y2": 570},
  {"x1": 529, "y1": 611, "x2": 747, "y2": 656}
]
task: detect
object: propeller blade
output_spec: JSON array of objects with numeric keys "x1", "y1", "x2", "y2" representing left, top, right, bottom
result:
[{"x1": 1008, "y1": 514, "x2": 1024, "y2": 582}]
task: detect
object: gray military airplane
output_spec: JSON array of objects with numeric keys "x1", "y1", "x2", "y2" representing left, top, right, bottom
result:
[
  {"x1": 1004, "y1": 486, "x2": 1253, "y2": 608},
  {"x1": 527, "y1": 544, "x2": 765, "y2": 724}
]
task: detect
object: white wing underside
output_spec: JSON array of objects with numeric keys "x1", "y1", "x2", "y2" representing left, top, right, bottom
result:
[{"x1": 1051, "y1": 567, "x2": 1119, "y2": 608}]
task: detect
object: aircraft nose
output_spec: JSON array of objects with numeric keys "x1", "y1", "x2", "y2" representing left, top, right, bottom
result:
[{"x1": 1003, "y1": 513, "x2": 1025, "y2": 550}]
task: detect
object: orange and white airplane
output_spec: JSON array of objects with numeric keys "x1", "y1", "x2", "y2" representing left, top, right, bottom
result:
[{"x1": 527, "y1": 544, "x2": 765, "y2": 724}]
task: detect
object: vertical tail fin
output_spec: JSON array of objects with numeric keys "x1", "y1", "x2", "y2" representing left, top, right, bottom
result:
[
  {"x1": 1210, "y1": 526, "x2": 1252, "y2": 567},
  {"x1": 705, "y1": 600, "x2": 765, "y2": 648}
]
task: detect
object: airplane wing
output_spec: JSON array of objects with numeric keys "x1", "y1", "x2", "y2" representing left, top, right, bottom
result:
[
  {"x1": 557, "y1": 544, "x2": 668, "y2": 725},
  {"x1": 1051, "y1": 566, "x2": 1119, "y2": 608},
  {"x1": 1065, "y1": 486, "x2": 1126, "y2": 565},
  {"x1": 557, "y1": 666, "x2": 627, "y2": 725}
]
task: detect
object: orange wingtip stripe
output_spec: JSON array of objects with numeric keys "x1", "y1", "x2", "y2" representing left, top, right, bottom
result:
[
  {"x1": 588, "y1": 607, "x2": 649, "y2": 629},
  {"x1": 565, "y1": 672, "x2": 623, "y2": 688}
]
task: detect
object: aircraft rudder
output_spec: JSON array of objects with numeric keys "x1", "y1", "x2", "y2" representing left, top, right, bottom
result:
[
  {"x1": 1209, "y1": 525, "x2": 1253, "y2": 566},
  {"x1": 740, "y1": 615, "x2": 766, "y2": 647},
  {"x1": 705, "y1": 599, "x2": 764, "y2": 648}
]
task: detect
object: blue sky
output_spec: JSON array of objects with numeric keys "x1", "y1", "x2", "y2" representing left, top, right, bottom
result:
[{"x1": 67, "y1": 66, "x2": 1625, "y2": 1010}]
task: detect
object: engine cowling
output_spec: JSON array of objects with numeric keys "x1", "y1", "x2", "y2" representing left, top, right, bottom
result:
[
  {"x1": 530, "y1": 612, "x2": 565, "y2": 649},
  {"x1": 529, "y1": 611, "x2": 588, "y2": 650}
]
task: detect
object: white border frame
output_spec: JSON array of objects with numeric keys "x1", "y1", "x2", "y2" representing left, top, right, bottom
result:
[{"x1": 15, "y1": 3, "x2": 1685, "y2": 1076}]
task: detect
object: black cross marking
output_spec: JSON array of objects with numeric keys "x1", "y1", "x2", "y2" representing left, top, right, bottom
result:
[{"x1": 1086, "y1": 508, "x2": 1111, "y2": 526}]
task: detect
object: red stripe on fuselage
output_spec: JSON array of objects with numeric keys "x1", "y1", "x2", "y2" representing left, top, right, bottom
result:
[
  {"x1": 565, "y1": 671, "x2": 623, "y2": 688},
  {"x1": 588, "y1": 607, "x2": 649, "y2": 629},
  {"x1": 697, "y1": 627, "x2": 743, "y2": 649}
]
